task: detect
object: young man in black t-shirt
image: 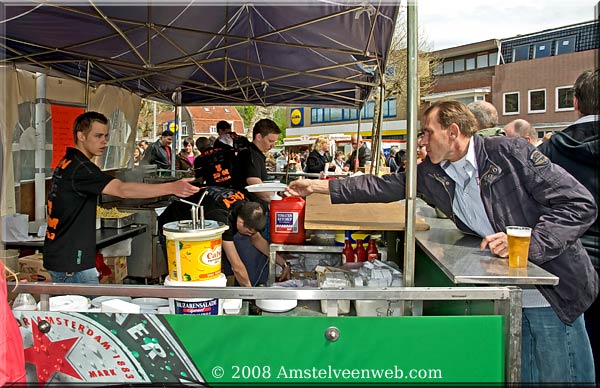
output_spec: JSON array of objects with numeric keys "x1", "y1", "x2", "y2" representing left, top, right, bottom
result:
[
  {"x1": 44, "y1": 112, "x2": 199, "y2": 284},
  {"x1": 231, "y1": 118, "x2": 281, "y2": 206},
  {"x1": 158, "y1": 186, "x2": 290, "y2": 286}
]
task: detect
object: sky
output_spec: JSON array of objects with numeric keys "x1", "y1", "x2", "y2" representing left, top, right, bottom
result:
[{"x1": 415, "y1": 0, "x2": 598, "y2": 50}]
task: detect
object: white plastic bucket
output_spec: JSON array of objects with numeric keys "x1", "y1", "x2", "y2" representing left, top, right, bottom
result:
[
  {"x1": 164, "y1": 274, "x2": 226, "y2": 315},
  {"x1": 163, "y1": 220, "x2": 229, "y2": 282}
]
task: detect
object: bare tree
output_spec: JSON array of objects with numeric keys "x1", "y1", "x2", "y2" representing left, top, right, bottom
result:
[
  {"x1": 371, "y1": 12, "x2": 440, "y2": 144},
  {"x1": 137, "y1": 99, "x2": 172, "y2": 139}
]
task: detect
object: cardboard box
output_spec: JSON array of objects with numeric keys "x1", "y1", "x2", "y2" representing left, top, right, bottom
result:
[
  {"x1": 18, "y1": 253, "x2": 51, "y2": 282},
  {"x1": 100, "y1": 256, "x2": 128, "y2": 284}
]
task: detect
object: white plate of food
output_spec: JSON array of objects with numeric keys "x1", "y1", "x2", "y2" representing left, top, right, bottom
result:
[{"x1": 245, "y1": 182, "x2": 287, "y2": 193}]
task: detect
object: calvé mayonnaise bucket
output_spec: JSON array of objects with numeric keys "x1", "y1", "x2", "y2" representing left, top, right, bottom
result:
[{"x1": 163, "y1": 220, "x2": 229, "y2": 282}]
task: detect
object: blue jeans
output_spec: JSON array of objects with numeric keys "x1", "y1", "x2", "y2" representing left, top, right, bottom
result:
[
  {"x1": 233, "y1": 233, "x2": 268, "y2": 286},
  {"x1": 48, "y1": 268, "x2": 99, "y2": 284},
  {"x1": 521, "y1": 307, "x2": 595, "y2": 383}
]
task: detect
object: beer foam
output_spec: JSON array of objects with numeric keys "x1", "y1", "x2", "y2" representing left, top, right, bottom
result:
[{"x1": 507, "y1": 227, "x2": 531, "y2": 237}]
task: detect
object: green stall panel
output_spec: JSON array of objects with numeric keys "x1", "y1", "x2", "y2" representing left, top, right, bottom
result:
[{"x1": 166, "y1": 315, "x2": 505, "y2": 384}]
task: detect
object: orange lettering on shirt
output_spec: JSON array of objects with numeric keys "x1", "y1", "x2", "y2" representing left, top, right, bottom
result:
[
  {"x1": 47, "y1": 217, "x2": 59, "y2": 229},
  {"x1": 46, "y1": 231, "x2": 55, "y2": 240},
  {"x1": 56, "y1": 159, "x2": 72, "y2": 170}
]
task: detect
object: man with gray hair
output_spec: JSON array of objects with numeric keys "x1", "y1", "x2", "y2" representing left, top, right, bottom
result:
[
  {"x1": 503, "y1": 119, "x2": 539, "y2": 145},
  {"x1": 539, "y1": 69, "x2": 599, "y2": 381},
  {"x1": 467, "y1": 100, "x2": 504, "y2": 137}
]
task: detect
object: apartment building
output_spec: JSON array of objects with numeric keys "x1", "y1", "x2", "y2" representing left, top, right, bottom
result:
[{"x1": 424, "y1": 20, "x2": 599, "y2": 137}]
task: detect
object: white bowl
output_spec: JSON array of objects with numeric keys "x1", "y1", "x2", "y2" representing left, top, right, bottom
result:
[{"x1": 255, "y1": 298, "x2": 297, "y2": 313}]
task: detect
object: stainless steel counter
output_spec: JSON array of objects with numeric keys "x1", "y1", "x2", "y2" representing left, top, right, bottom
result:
[
  {"x1": 414, "y1": 203, "x2": 558, "y2": 286},
  {"x1": 3, "y1": 224, "x2": 147, "y2": 251}
]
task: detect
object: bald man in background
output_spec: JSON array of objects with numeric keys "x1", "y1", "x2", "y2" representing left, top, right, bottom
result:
[{"x1": 504, "y1": 119, "x2": 539, "y2": 145}]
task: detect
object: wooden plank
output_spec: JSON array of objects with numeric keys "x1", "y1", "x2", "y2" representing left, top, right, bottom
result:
[{"x1": 304, "y1": 193, "x2": 430, "y2": 231}]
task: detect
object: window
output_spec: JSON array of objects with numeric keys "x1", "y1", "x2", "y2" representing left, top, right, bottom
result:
[
  {"x1": 466, "y1": 57, "x2": 475, "y2": 70},
  {"x1": 456, "y1": 96, "x2": 475, "y2": 105},
  {"x1": 311, "y1": 108, "x2": 324, "y2": 123},
  {"x1": 224, "y1": 108, "x2": 230, "y2": 113},
  {"x1": 528, "y1": 89, "x2": 546, "y2": 113},
  {"x1": 209, "y1": 125, "x2": 217, "y2": 134},
  {"x1": 343, "y1": 108, "x2": 358, "y2": 120},
  {"x1": 503, "y1": 92, "x2": 520, "y2": 115},
  {"x1": 328, "y1": 108, "x2": 343, "y2": 121},
  {"x1": 180, "y1": 122, "x2": 188, "y2": 136},
  {"x1": 443, "y1": 61, "x2": 454, "y2": 74},
  {"x1": 361, "y1": 101, "x2": 375, "y2": 119},
  {"x1": 476, "y1": 54, "x2": 488, "y2": 68},
  {"x1": 488, "y1": 52, "x2": 498, "y2": 66},
  {"x1": 556, "y1": 36, "x2": 575, "y2": 55},
  {"x1": 433, "y1": 63, "x2": 443, "y2": 75},
  {"x1": 534, "y1": 40, "x2": 552, "y2": 59},
  {"x1": 383, "y1": 98, "x2": 397, "y2": 117},
  {"x1": 203, "y1": 107, "x2": 210, "y2": 112},
  {"x1": 453, "y1": 58, "x2": 465, "y2": 72},
  {"x1": 512, "y1": 45, "x2": 530, "y2": 62},
  {"x1": 556, "y1": 86, "x2": 575, "y2": 111}
]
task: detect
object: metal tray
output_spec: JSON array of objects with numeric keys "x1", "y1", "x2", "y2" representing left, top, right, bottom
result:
[{"x1": 100, "y1": 213, "x2": 136, "y2": 229}]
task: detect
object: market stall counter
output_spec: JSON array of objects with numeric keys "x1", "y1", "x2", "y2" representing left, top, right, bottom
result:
[{"x1": 10, "y1": 281, "x2": 519, "y2": 385}]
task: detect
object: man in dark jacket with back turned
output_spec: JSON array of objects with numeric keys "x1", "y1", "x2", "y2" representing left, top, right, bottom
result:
[
  {"x1": 539, "y1": 69, "x2": 600, "y2": 381},
  {"x1": 288, "y1": 101, "x2": 598, "y2": 384}
]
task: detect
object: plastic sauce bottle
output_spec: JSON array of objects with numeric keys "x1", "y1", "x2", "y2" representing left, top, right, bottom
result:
[
  {"x1": 12, "y1": 293, "x2": 37, "y2": 311},
  {"x1": 342, "y1": 239, "x2": 355, "y2": 263},
  {"x1": 355, "y1": 239, "x2": 367, "y2": 262},
  {"x1": 366, "y1": 239, "x2": 379, "y2": 262}
]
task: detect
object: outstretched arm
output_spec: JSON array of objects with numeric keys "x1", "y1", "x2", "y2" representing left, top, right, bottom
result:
[{"x1": 103, "y1": 177, "x2": 199, "y2": 198}]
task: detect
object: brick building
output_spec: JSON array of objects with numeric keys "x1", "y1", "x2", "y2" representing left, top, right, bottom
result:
[
  {"x1": 424, "y1": 20, "x2": 599, "y2": 137},
  {"x1": 157, "y1": 106, "x2": 245, "y2": 139}
]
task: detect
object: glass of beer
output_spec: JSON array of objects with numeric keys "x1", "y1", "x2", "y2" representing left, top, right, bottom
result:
[{"x1": 507, "y1": 226, "x2": 532, "y2": 268}]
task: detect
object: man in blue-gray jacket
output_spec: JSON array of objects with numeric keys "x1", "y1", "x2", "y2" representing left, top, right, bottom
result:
[
  {"x1": 288, "y1": 100, "x2": 598, "y2": 384},
  {"x1": 539, "y1": 69, "x2": 599, "y2": 381}
]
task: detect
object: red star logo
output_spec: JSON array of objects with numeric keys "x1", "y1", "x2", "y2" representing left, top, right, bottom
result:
[{"x1": 24, "y1": 322, "x2": 83, "y2": 385}]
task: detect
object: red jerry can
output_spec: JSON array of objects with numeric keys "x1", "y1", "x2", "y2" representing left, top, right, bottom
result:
[{"x1": 270, "y1": 196, "x2": 306, "y2": 244}]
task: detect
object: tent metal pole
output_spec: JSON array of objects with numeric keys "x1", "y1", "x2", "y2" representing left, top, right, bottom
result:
[
  {"x1": 403, "y1": 0, "x2": 419, "y2": 313},
  {"x1": 34, "y1": 72, "x2": 47, "y2": 222},
  {"x1": 375, "y1": 81, "x2": 385, "y2": 174},
  {"x1": 355, "y1": 111, "x2": 362, "y2": 173}
]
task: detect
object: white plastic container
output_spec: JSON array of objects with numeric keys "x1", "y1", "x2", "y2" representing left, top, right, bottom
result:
[
  {"x1": 318, "y1": 272, "x2": 351, "y2": 315},
  {"x1": 164, "y1": 274, "x2": 226, "y2": 315},
  {"x1": 163, "y1": 220, "x2": 229, "y2": 282},
  {"x1": 354, "y1": 300, "x2": 403, "y2": 316}
]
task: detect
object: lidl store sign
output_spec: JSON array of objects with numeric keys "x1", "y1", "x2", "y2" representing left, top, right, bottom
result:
[
  {"x1": 167, "y1": 120, "x2": 179, "y2": 132},
  {"x1": 290, "y1": 108, "x2": 304, "y2": 127}
]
